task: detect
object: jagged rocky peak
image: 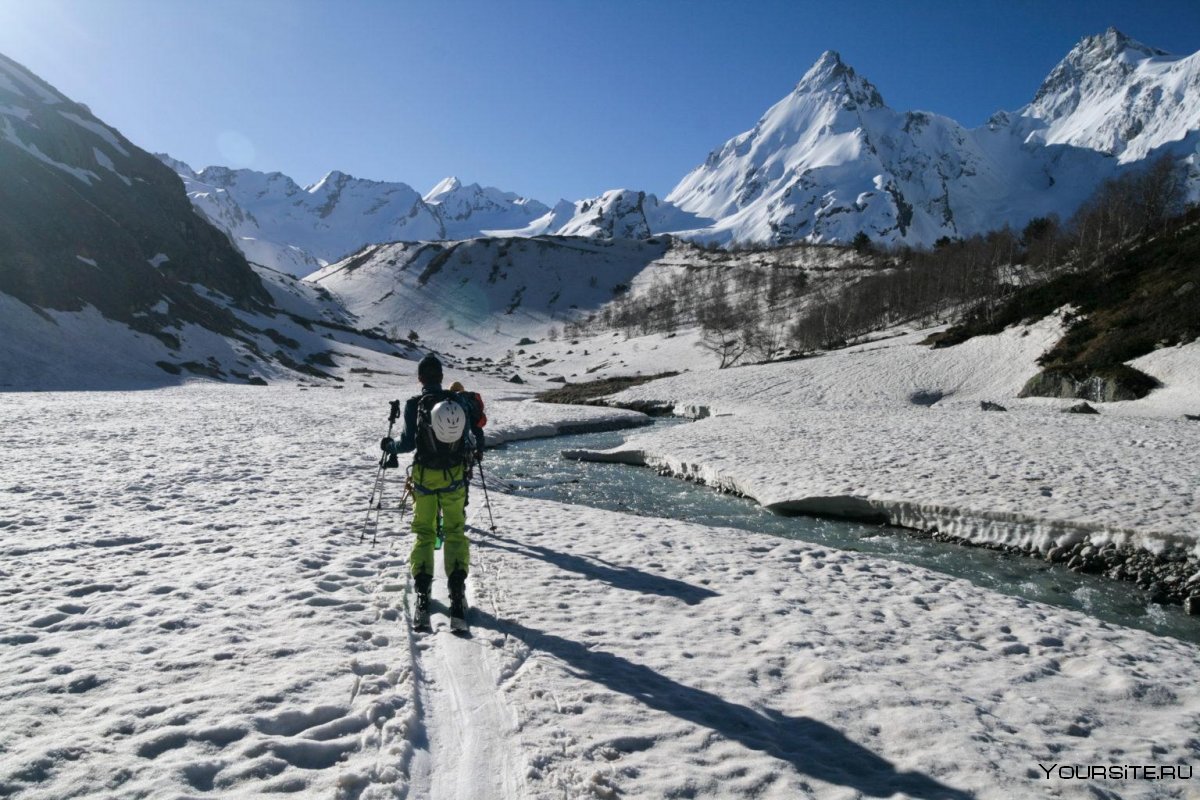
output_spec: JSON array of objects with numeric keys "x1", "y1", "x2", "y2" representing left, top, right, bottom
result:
[
  {"x1": 793, "y1": 49, "x2": 885, "y2": 109},
  {"x1": 1076, "y1": 27, "x2": 1168, "y2": 63},
  {"x1": 1031, "y1": 28, "x2": 1170, "y2": 108}
]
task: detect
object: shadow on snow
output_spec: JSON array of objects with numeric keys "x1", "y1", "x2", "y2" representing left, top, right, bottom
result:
[
  {"x1": 476, "y1": 531, "x2": 719, "y2": 605},
  {"x1": 473, "y1": 609, "x2": 973, "y2": 800}
]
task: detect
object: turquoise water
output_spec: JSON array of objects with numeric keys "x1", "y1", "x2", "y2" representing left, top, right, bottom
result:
[{"x1": 483, "y1": 422, "x2": 1199, "y2": 644}]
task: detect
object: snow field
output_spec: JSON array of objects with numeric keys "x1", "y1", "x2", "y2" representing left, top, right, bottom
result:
[
  {"x1": 596, "y1": 319, "x2": 1200, "y2": 556},
  {"x1": 471, "y1": 494, "x2": 1200, "y2": 799},
  {"x1": 0, "y1": 386, "x2": 635, "y2": 798},
  {"x1": 0, "y1": 387, "x2": 419, "y2": 797},
  {"x1": 2, "y1": 385, "x2": 1198, "y2": 800}
]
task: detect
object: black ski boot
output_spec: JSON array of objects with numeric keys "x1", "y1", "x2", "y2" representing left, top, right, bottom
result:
[
  {"x1": 412, "y1": 572, "x2": 432, "y2": 631},
  {"x1": 448, "y1": 569, "x2": 469, "y2": 633}
]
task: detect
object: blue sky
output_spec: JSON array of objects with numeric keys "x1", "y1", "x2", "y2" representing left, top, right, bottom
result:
[{"x1": 2, "y1": 0, "x2": 1199, "y2": 202}]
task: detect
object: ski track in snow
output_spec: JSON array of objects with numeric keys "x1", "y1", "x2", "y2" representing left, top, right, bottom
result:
[
  {"x1": 2, "y1": 385, "x2": 1199, "y2": 800},
  {"x1": 401, "y1": 523, "x2": 525, "y2": 800},
  {"x1": 0, "y1": 387, "x2": 600, "y2": 799}
]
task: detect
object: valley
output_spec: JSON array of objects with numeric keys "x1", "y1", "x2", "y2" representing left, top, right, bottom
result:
[{"x1": 2, "y1": 18, "x2": 1199, "y2": 800}]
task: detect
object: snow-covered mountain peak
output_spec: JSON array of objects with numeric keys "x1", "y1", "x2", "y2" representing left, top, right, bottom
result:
[
  {"x1": 307, "y1": 169, "x2": 356, "y2": 194},
  {"x1": 1031, "y1": 28, "x2": 1169, "y2": 110},
  {"x1": 424, "y1": 176, "x2": 463, "y2": 202},
  {"x1": 793, "y1": 50, "x2": 885, "y2": 110},
  {"x1": 1022, "y1": 29, "x2": 1200, "y2": 161},
  {"x1": 1076, "y1": 27, "x2": 1168, "y2": 66},
  {"x1": 422, "y1": 177, "x2": 551, "y2": 236},
  {"x1": 664, "y1": 50, "x2": 892, "y2": 225}
]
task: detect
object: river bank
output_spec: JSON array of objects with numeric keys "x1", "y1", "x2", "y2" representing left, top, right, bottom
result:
[
  {"x1": 564, "y1": 437, "x2": 1200, "y2": 614},
  {"x1": 564, "y1": 319, "x2": 1200, "y2": 614}
]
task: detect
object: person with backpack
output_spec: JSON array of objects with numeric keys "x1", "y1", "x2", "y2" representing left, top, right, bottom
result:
[{"x1": 380, "y1": 354, "x2": 481, "y2": 631}]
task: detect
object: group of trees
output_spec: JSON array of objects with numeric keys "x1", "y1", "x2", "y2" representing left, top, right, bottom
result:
[
  {"x1": 566, "y1": 155, "x2": 1193, "y2": 367},
  {"x1": 563, "y1": 261, "x2": 811, "y2": 366},
  {"x1": 789, "y1": 155, "x2": 1190, "y2": 352}
]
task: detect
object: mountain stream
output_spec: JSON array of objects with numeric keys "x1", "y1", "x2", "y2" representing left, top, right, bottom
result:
[{"x1": 484, "y1": 420, "x2": 1199, "y2": 644}]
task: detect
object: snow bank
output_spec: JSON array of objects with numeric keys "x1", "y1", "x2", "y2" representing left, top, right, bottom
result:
[
  {"x1": 587, "y1": 318, "x2": 1200, "y2": 556},
  {"x1": 484, "y1": 400, "x2": 649, "y2": 446},
  {"x1": 568, "y1": 407, "x2": 1200, "y2": 556}
]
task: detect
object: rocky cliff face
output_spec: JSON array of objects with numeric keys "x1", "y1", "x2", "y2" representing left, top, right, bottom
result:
[
  {"x1": 0, "y1": 53, "x2": 409, "y2": 388},
  {"x1": 0, "y1": 54, "x2": 270, "y2": 321}
]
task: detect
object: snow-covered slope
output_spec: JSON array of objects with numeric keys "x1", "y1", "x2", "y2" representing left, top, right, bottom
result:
[
  {"x1": 161, "y1": 159, "x2": 558, "y2": 276},
  {"x1": 665, "y1": 50, "x2": 1118, "y2": 247},
  {"x1": 0, "y1": 53, "x2": 422, "y2": 388},
  {"x1": 0, "y1": 54, "x2": 268, "y2": 316},
  {"x1": 1020, "y1": 27, "x2": 1200, "y2": 162},
  {"x1": 583, "y1": 313, "x2": 1200, "y2": 560},
  {"x1": 307, "y1": 236, "x2": 673, "y2": 353},
  {"x1": 3, "y1": 385, "x2": 1198, "y2": 799}
]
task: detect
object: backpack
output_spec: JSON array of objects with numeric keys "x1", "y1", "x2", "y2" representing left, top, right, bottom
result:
[
  {"x1": 459, "y1": 391, "x2": 487, "y2": 429},
  {"x1": 414, "y1": 390, "x2": 468, "y2": 470}
]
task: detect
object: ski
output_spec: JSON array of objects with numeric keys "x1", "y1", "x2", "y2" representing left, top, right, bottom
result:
[
  {"x1": 412, "y1": 604, "x2": 432, "y2": 632},
  {"x1": 411, "y1": 579, "x2": 432, "y2": 632},
  {"x1": 449, "y1": 595, "x2": 469, "y2": 634}
]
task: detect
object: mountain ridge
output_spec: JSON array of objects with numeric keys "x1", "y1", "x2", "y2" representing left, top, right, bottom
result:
[
  {"x1": 0, "y1": 52, "x2": 414, "y2": 388},
  {"x1": 160, "y1": 28, "x2": 1200, "y2": 270}
]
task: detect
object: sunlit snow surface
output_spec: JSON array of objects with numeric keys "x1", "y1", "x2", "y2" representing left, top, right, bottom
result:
[
  {"x1": 596, "y1": 318, "x2": 1200, "y2": 557},
  {"x1": 489, "y1": 426, "x2": 1200, "y2": 643},
  {"x1": 2, "y1": 386, "x2": 1198, "y2": 799}
]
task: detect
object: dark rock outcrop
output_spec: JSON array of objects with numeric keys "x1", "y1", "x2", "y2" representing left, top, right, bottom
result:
[
  {"x1": 0, "y1": 53, "x2": 270, "y2": 336},
  {"x1": 1019, "y1": 365, "x2": 1159, "y2": 402}
]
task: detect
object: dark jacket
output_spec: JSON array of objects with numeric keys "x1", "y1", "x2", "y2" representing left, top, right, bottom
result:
[{"x1": 394, "y1": 384, "x2": 483, "y2": 456}]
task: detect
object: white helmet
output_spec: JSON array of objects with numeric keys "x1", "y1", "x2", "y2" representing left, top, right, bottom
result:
[{"x1": 431, "y1": 399, "x2": 466, "y2": 444}]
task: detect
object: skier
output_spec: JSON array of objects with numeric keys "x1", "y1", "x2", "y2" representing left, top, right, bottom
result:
[{"x1": 380, "y1": 354, "x2": 482, "y2": 631}]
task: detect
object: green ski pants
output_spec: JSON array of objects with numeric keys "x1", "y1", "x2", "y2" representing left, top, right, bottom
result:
[{"x1": 410, "y1": 464, "x2": 469, "y2": 579}]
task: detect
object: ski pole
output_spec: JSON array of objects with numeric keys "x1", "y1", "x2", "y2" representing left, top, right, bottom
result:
[
  {"x1": 476, "y1": 461, "x2": 498, "y2": 534},
  {"x1": 379, "y1": 471, "x2": 413, "y2": 546},
  {"x1": 362, "y1": 400, "x2": 402, "y2": 544}
]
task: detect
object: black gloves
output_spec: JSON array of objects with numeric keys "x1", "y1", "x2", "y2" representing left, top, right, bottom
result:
[{"x1": 380, "y1": 437, "x2": 399, "y2": 468}]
